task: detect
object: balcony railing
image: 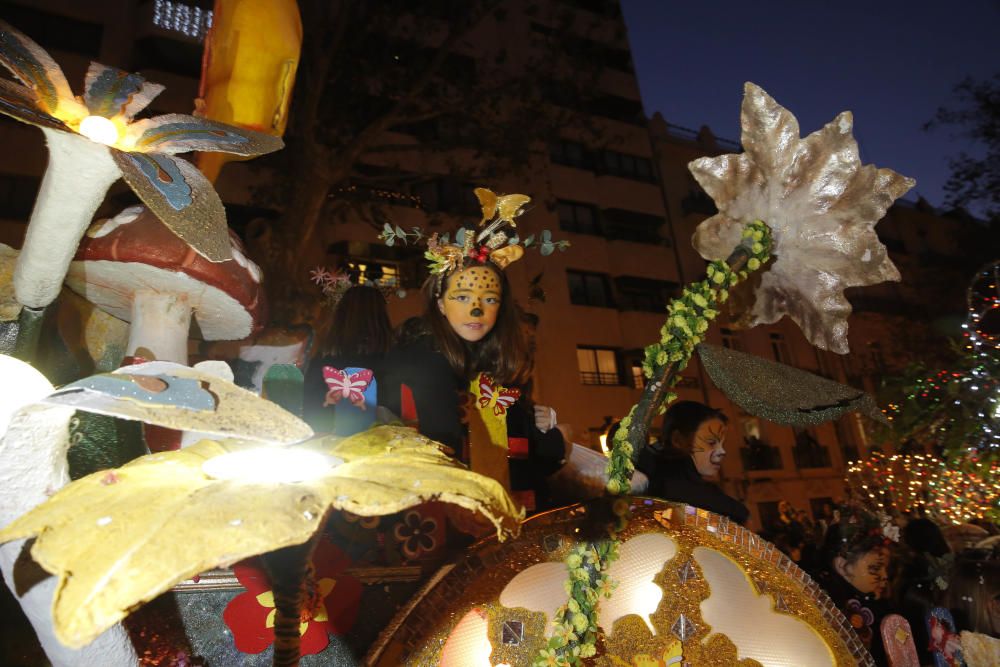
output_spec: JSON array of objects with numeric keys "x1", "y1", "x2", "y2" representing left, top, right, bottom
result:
[
  {"x1": 793, "y1": 444, "x2": 832, "y2": 469},
  {"x1": 740, "y1": 439, "x2": 783, "y2": 471},
  {"x1": 579, "y1": 371, "x2": 620, "y2": 386}
]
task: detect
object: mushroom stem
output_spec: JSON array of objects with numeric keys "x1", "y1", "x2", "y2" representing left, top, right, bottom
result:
[
  {"x1": 13, "y1": 128, "x2": 121, "y2": 310},
  {"x1": 128, "y1": 290, "x2": 192, "y2": 364}
]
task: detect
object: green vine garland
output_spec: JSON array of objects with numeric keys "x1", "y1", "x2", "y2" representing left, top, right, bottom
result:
[{"x1": 534, "y1": 220, "x2": 773, "y2": 666}]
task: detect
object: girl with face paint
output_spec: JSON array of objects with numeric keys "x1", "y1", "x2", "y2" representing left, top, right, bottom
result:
[
  {"x1": 815, "y1": 507, "x2": 898, "y2": 665},
  {"x1": 634, "y1": 400, "x2": 749, "y2": 524},
  {"x1": 383, "y1": 257, "x2": 570, "y2": 513}
]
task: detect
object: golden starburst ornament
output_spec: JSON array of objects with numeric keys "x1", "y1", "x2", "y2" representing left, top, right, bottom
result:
[{"x1": 689, "y1": 82, "x2": 915, "y2": 353}]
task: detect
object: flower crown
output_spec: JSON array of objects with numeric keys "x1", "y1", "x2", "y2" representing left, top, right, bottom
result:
[
  {"x1": 378, "y1": 187, "x2": 569, "y2": 294},
  {"x1": 835, "y1": 503, "x2": 900, "y2": 556}
]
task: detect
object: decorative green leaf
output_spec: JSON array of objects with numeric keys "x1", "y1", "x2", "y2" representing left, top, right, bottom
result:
[
  {"x1": 540, "y1": 242, "x2": 554, "y2": 256},
  {"x1": 394, "y1": 224, "x2": 405, "y2": 238},
  {"x1": 541, "y1": 229, "x2": 552, "y2": 243},
  {"x1": 523, "y1": 234, "x2": 535, "y2": 247}
]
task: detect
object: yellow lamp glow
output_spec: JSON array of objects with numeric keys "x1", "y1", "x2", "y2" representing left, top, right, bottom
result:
[
  {"x1": 202, "y1": 448, "x2": 341, "y2": 483},
  {"x1": 78, "y1": 115, "x2": 120, "y2": 146},
  {"x1": 599, "y1": 433, "x2": 610, "y2": 455}
]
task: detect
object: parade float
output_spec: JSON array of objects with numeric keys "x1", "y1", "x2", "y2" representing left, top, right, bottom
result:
[{"x1": 6, "y1": 9, "x2": 990, "y2": 667}]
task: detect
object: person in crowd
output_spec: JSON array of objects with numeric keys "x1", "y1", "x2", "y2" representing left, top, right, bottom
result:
[
  {"x1": 382, "y1": 200, "x2": 570, "y2": 513},
  {"x1": 815, "y1": 505, "x2": 897, "y2": 665},
  {"x1": 769, "y1": 500, "x2": 808, "y2": 563},
  {"x1": 636, "y1": 400, "x2": 749, "y2": 524},
  {"x1": 303, "y1": 285, "x2": 393, "y2": 435},
  {"x1": 947, "y1": 556, "x2": 1000, "y2": 639},
  {"x1": 894, "y1": 517, "x2": 953, "y2": 664}
]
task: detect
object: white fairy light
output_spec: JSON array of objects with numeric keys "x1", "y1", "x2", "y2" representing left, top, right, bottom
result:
[{"x1": 152, "y1": 0, "x2": 213, "y2": 41}]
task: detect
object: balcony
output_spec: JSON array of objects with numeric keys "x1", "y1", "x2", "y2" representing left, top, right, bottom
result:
[
  {"x1": 740, "y1": 438, "x2": 783, "y2": 471},
  {"x1": 792, "y1": 437, "x2": 832, "y2": 469}
]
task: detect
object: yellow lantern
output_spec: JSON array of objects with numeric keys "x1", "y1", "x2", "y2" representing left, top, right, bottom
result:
[{"x1": 195, "y1": 0, "x2": 302, "y2": 182}]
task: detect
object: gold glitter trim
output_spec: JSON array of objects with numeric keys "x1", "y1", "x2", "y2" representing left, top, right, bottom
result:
[{"x1": 366, "y1": 499, "x2": 872, "y2": 666}]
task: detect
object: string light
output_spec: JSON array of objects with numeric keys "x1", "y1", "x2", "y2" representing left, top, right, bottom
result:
[
  {"x1": 845, "y1": 452, "x2": 999, "y2": 525},
  {"x1": 152, "y1": 0, "x2": 213, "y2": 41}
]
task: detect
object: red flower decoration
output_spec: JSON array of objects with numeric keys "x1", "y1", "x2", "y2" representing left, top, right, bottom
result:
[
  {"x1": 846, "y1": 598, "x2": 875, "y2": 645},
  {"x1": 468, "y1": 244, "x2": 490, "y2": 263},
  {"x1": 223, "y1": 539, "x2": 363, "y2": 656}
]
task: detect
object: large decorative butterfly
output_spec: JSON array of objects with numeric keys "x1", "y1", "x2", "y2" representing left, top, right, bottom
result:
[
  {"x1": 477, "y1": 373, "x2": 520, "y2": 416},
  {"x1": 323, "y1": 367, "x2": 373, "y2": 409},
  {"x1": 474, "y1": 187, "x2": 531, "y2": 227}
]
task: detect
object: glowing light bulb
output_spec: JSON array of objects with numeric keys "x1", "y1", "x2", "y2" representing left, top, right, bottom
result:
[
  {"x1": 78, "y1": 115, "x2": 120, "y2": 145},
  {"x1": 202, "y1": 448, "x2": 341, "y2": 483}
]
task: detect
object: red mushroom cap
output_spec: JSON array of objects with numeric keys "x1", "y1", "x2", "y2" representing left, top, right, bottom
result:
[{"x1": 66, "y1": 206, "x2": 267, "y2": 340}]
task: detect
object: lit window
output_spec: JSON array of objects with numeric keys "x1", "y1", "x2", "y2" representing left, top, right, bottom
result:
[
  {"x1": 631, "y1": 364, "x2": 645, "y2": 389},
  {"x1": 345, "y1": 261, "x2": 400, "y2": 288},
  {"x1": 153, "y1": 0, "x2": 213, "y2": 41},
  {"x1": 577, "y1": 347, "x2": 619, "y2": 386}
]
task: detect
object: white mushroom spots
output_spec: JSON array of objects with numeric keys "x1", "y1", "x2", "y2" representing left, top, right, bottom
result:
[
  {"x1": 96, "y1": 516, "x2": 112, "y2": 526},
  {"x1": 87, "y1": 206, "x2": 144, "y2": 239},
  {"x1": 230, "y1": 243, "x2": 262, "y2": 284}
]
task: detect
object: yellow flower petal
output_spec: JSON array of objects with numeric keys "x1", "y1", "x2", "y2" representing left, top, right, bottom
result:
[{"x1": 0, "y1": 425, "x2": 522, "y2": 648}]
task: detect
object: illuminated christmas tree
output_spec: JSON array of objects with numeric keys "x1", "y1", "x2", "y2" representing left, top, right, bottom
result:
[{"x1": 880, "y1": 261, "x2": 1000, "y2": 461}]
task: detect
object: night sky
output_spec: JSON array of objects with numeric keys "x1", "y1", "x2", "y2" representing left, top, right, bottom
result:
[{"x1": 621, "y1": 0, "x2": 999, "y2": 214}]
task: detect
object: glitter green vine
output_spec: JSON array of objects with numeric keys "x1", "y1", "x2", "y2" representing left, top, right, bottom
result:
[
  {"x1": 535, "y1": 220, "x2": 772, "y2": 666},
  {"x1": 607, "y1": 220, "x2": 773, "y2": 495}
]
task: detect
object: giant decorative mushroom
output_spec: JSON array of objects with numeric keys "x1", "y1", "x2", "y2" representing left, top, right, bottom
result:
[
  {"x1": 65, "y1": 207, "x2": 265, "y2": 365},
  {"x1": 0, "y1": 21, "x2": 282, "y2": 316}
]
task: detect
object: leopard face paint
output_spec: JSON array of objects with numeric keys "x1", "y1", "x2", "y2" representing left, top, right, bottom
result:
[{"x1": 438, "y1": 266, "x2": 501, "y2": 342}]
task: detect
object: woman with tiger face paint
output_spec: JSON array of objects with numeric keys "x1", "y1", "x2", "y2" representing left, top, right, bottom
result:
[{"x1": 635, "y1": 400, "x2": 749, "y2": 524}]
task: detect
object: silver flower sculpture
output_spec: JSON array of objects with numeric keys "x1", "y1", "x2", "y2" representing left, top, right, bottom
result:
[{"x1": 690, "y1": 82, "x2": 915, "y2": 353}]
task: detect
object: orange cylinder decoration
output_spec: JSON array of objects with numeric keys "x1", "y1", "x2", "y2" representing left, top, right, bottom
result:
[{"x1": 196, "y1": 0, "x2": 302, "y2": 182}]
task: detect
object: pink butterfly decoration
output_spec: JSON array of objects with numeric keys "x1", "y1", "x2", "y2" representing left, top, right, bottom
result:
[
  {"x1": 323, "y1": 367, "x2": 374, "y2": 409},
  {"x1": 477, "y1": 373, "x2": 520, "y2": 416}
]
